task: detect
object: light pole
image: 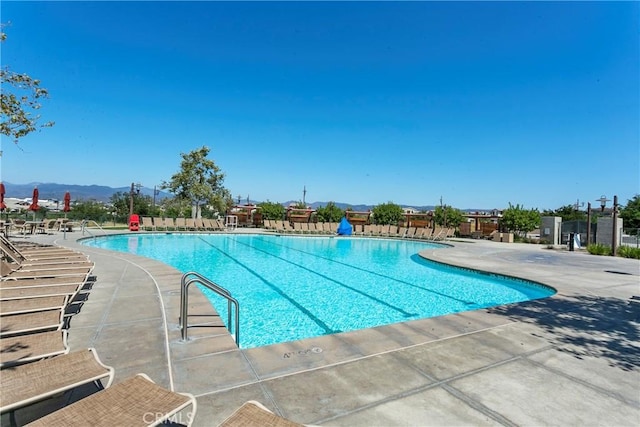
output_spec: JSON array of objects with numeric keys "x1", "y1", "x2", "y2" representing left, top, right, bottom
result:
[
  {"x1": 612, "y1": 195, "x2": 619, "y2": 256},
  {"x1": 129, "y1": 182, "x2": 135, "y2": 217},
  {"x1": 586, "y1": 202, "x2": 591, "y2": 245},
  {"x1": 597, "y1": 195, "x2": 610, "y2": 212},
  {"x1": 153, "y1": 185, "x2": 160, "y2": 208}
]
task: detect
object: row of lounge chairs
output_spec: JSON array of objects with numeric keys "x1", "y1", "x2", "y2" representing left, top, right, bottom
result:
[
  {"x1": 138, "y1": 216, "x2": 455, "y2": 241},
  {"x1": 2, "y1": 218, "x2": 74, "y2": 236},
  {"x1": 264, "y1": 220, "x2": 456, "y2": 241},
  {"x1": 1, "y1": 235, "x2": 305, "y2": 426},
  {"x1": 0, "y1": 235, "x2": 199, "y2": 426},
  {"x1": 140, "y1": 216, "x2": 228, "y2": 232}
]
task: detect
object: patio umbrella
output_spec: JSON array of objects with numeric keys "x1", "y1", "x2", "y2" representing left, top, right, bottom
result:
[
  {"x1": 0, "y1": 182, "x2": 6, "y2": 212},
  {"x1": 63, "y1": 192, "x2": 71, "y2": 212},
  {"x1": 29, "y1": 187, "x2": 39, "y2": 220}
]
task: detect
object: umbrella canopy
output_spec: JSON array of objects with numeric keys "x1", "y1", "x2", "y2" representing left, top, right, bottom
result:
[
  {"x1": 29, "y1": 187, "x2": 39, "y2": 211},
  {"x1": 0, "y1": 182, "x2": 6, "y2": 211},
  {"x1": 63, "y1": 191, "x2": 71, "y2": 212}
]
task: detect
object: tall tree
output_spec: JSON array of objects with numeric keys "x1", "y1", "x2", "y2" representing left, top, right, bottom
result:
[
  {"x1": 500, "y1": 203, "x2": 541, "y2": 237},
  {"x1": 372, "y1": 202, "x2": 404, "y2": 225},
  {"x1": 433, "y1": 205, "x2": 464, "y2": 228},
  {"x1": 1, "y1": 28, "x2": 55, "y2": 144},
  {"x1": 541, "y1": 204, "x2": 586, "y2": 222},
  {"x1": 315, "y1": 202, "x2": 345, "y2": 223},
  {"x1": 109, "y1": 191, "x2": 157, "y2": 220},
  {"x1": 620, "y1": 195, "x2": 640, "y2": 235},
  {"x1": 163, "y1": 146, "x2": 230, "y2": 218},
  {"x1": 259, "y1": 201, "x2": 286, "y2": 221}
]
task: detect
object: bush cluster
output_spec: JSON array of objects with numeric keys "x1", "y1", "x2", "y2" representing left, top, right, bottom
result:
[
  {"x1": 617, "y1": 246, "x2": 640, "y2": 259},
  {"x1": 587, "y1": 243, "x2": 612, "y2": 256}
]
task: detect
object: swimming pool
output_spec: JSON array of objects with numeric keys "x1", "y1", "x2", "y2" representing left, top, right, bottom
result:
[{"x1": 83, "y1": 234, "x2": 554, "y2": 348}]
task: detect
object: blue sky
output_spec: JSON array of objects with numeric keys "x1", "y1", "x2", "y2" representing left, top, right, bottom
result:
[{"x1": 1, "y1": 1, "x2": 638, "y2": 210}]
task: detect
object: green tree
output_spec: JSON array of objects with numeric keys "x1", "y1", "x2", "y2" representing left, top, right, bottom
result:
[
  {"x1": 500, "y1": 203, "x2": 541, "y2": 237},
  {"x1": 433, "y1": 205, "x2": 464, "y2": 228},
  {"x1": 620, "y1": 195, "x2": 640, "y2": 235},
  {"x1": 259, "y1": 201, "x2": 286, "y2": 220},
  {"x1": 372, "y1": 202, "x2": 404, "y2": 225},
  {"x1": 109, "y1": 191, "x2": 159, "y2": 221},
  {"x1": 69, "y1": 200, "x2": 110, "y2": 223},
  {"x1": 315, "y1": 202, "x2": 344, "y2": 223},
  {"x1": 541, "y1": 204, "x2": 586, "y2": 222},
  {"x1": 1, "y1": 28, "x2": 55, "y2": 144},
  {"x1": 159, "y1": 197, "x2": 191, "y2": 219},
  {"x1": 162, "y1": 146, "x2": 230, "y2": 218}
]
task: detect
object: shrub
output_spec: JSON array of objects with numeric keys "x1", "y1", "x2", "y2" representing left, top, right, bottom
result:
[
  {"x1": 617, "y1": 246, "x2": 640, "y2": 259},
  {"x1": 315, "y1": 202, "x2": 344, "y2": 223},
  {"x1": 587, "y1": 243, "x2": 612, "y2": 256},
  {"x1": 259, "y1": 201, "x2": 285, "y2": 220},
  {"x1": 372, "y1": 202, "x2": 403, "y2": 225}
]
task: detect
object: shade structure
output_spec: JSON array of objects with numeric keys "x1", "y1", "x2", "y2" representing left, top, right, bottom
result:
[
  {"x1": 29, "y1": 187, "x2": 39, "y2": 211},
  {"x1": 63, "y1": 192, "x2": 71, "y2": 212},
  {"x1": 0, "y1": 182, "x2": 6, "y2": 211}
]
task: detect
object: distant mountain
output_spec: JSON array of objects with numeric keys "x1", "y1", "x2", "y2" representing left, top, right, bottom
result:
[
  {"x1": 3, "y1": 182, "x2": 493, "y2": 212},
  {"x1": 2, "y1": 182, "x2": 171, "y2": 203},
  {"x1": 284, "y1": 201, "x2": 438, "y2": 212}
]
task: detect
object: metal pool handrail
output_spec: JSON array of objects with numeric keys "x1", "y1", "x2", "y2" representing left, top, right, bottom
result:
[{"x1": 179, "y1": 271, "x2": 240, "y2": 346}]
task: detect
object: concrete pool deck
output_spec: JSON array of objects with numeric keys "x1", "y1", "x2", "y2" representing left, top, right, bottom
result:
[{"x1": 7, "y1": 230, "x2": 639, "y2": 426}]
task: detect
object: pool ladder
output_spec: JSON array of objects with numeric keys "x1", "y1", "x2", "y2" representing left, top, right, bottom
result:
[{"x1": 179, "y1": 272, "x2": 240, "y2": 346}]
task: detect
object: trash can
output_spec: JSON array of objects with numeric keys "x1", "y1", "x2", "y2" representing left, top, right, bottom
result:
[{"x1": 129, "y1": 214, "x2": 140, "y2": 231}]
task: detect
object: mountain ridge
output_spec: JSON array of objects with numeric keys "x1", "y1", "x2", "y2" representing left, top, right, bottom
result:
[{"x1": 1, "y1": 182, "x2": 494, "y2": 212}]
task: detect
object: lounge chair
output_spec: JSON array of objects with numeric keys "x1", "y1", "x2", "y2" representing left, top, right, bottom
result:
[
  {"x1": 219, "y1": 400, "x2": 302, "y2": 427},
  {"x1": 420, "y1": 228, "x2": 433, "y2": 240},
  {"x1": 163, "y1": 218, "x2": 176, "y2": 231},
  {"x1": 432, "y1": 227, "x2": 450, "y2": 241},
  {"x1": 1, "y1": 236, "x2": 81, "y2": 259},
  {"x1": 1, "y1": 260, "x2": 93, "y2": 280},
  {"x1": 0, "y1": 348, "x2": 114, "y2": 414},
  {"x1": 323, "y1": 222, "x2": 335, "y2": 235},
  {"x1": 0, "y1": 295, "x2": 69, "y2": 316},
  {"x1": 141, "y1": 217, "x2": 154, "y2": 231},
  {"x1": 0, "y1": 283, "x2": 88, "y2": 300},
  {"x1": 24, "y1": 373, "x2": 197, "y2": 427},
  {"x1": 0, "y1": 330, "x2": 70, "y2": 368},
  {"x1": 185, "y1": 218, "x2": 197, "y2": 231},
  {"x1": 405, "y1": 227, "x2": 417, "y2": 239},
  {"x1": 1, "y1": 242, "x2": 89, "y2": 266},
  {"x1": 0, "y1": 309, "x2": 65, "y2": 337},
  {"x1": 175, "y1": 218, "x2": 187, "y2": 231}
]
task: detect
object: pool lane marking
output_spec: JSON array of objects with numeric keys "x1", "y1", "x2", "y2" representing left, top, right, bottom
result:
[
  {"x1": 195, "y1": 236, "x2": 337, "y2": 335},
  {"x1": 223, "y1": 236, "x2": 417, "y2": 317},
  {"x1": 252, "y1": 236, "x2": 476, "y2": 306}
]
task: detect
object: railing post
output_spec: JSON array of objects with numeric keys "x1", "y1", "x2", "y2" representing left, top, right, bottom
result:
[{"x1": 179, "y1": 272, "x2": 239, "y2": 346}]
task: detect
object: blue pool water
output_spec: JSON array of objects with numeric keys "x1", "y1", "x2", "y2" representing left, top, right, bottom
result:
[{"x1": 83, "y1": 234, "x2": 554, "y2": 348}]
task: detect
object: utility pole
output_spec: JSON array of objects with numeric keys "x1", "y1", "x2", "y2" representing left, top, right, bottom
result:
[
  {"x1": 129, "y1": 182, "x2": 135, "y2": 217},
  {"x1": 586, "y1": 202, "x2": 591, "y2": 245},
  {"x1": 612, "y1": 195, "x2": 619, "y2": 256}
]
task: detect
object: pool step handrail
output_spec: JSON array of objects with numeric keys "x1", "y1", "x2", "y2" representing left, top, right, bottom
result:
[{"x1": 179, "y1": 271, "x2": 240, "y2": 346}]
